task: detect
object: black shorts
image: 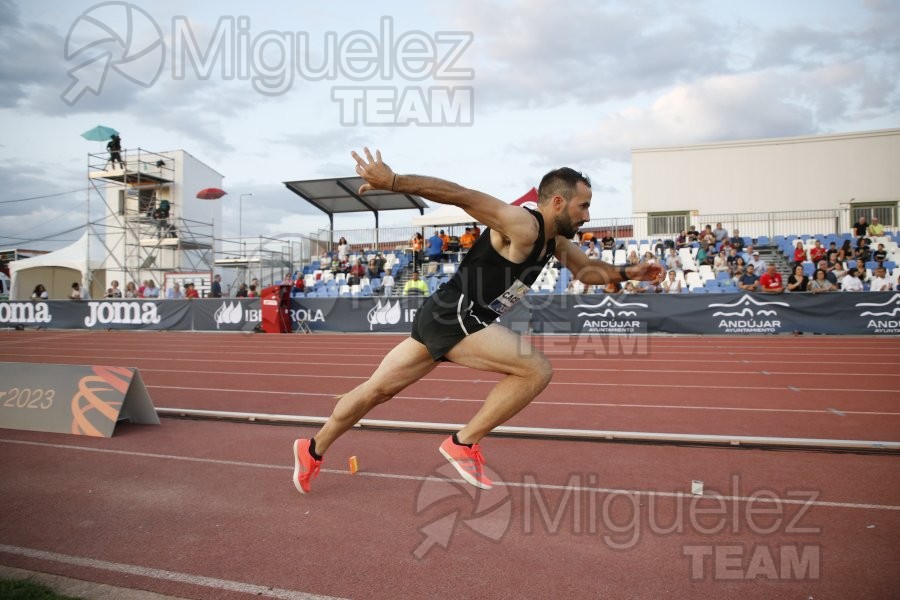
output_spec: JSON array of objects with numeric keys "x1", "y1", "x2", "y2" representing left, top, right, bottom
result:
[{"x1": 411, "y1": 286, "x2": 496, "y2": 361}]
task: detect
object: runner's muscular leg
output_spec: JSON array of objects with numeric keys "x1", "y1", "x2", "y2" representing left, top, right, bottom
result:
[
  {"x1": 313, "y1": 337, "x2": 438, "y2": 454},
  {"x1": 444, "y1": 323, "x2": 552, "y2": 445}
]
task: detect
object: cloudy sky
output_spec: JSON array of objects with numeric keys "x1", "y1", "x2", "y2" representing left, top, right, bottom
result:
[{"x1": 1, "y1": 0, "x2": 898, "y2": 250}]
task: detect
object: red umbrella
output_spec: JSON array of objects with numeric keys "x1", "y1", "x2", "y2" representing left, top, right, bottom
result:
[{"x1": 196, "y1": 187, "x2": 227, "y2": 200}]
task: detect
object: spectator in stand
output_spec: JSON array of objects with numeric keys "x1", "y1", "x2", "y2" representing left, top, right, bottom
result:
[
  {"x1": 738, "y1": 264, "x2": 759, "y2": 291},
  {"x1": 124, "y1": 281, "x2": 137, "y2": 298},
  {"x1": 31, "y1": 284, "x2": 48, "y2": 300},
  {"x1": 642, "y1": 251, "x2": 656, "y2": 265},
  {"x1": 402, "y1": 270, "x2": 429, "y2": 296},
  {"x1": 380, "y1": 273, "x2": 395, "y2": 296},
  {"x1": 235, "y1": 283, "x2": 248, "y2": 297},
  {"x1": 686, "y1": 225, "x2": 700, "y2": 244},
  {"x1": 809, "y1": 269, "x2": 836, "y2": 293},
  {"x1": 336, "y1": 237, "x2": 350, "y2": 262},
  {"x1": 786, "y1": 265, "x2": 808, "y2": 293},
  {"x1": 366, "y1": 259, "x2": 381, "y2": 279},
  {"x1": 808, "y1": 240, "x2": 826, "y2": 264},
  {"x1": 868, "y1": 217, "x2": 885, "y2": 237},
  {"x1": 144, "y1": 280, "x2": 160, "y2": 298},
  {"x1": 665, "y1": 248, "x2": 682, "y2": 271},
  {"x1": 841, "y1": 268, "x2": 864, "y2": 292},
  {"x1": 184, "y1": 282, "x2": 200, "y2": 299},
  {"x1": 731, "y1": 256, "x2": 747, "y2": 277},
  {"x1": 870, "y1": 266, "x2": 891, "y2": 292},
  {"x1": 565, "y1": 280, "x2": 585, "y2": 294},
  {"x1": 585, "y1": 240, "x2": 600, "y2": 259},
  {"x1": 747, "y1": 251, "x2": 766, "y2": 272},
  {"x1": 654, "y1": 239, "x2": 667, "y2": 256},
  {"x1": 826, "y1": 260, "x2": 844, "y2": 285},
  {"x1": 837, "y1": 239, "x2": 853, "y2": 263},
  {"x1": 439, "y1": 230, "x2": 450, "y2": 253},
  {"x1": 626, "y1": 249, "x2": 640, "y2": 266},
  {"x1": 719, "y1": 236, "x2": 732, "y2": 252},
  {"x1": 293, "y1": 277, "x2": 306, "y2": 295},
  {"x1": 459, "y1": 227, "x2": 476, "y2": 250},
  {"x1": 700, "y1": 225, "x2": 716, "y2": 247},
  {"x1": 854, "y1": 237, "x2": 872, "y2": 263},
  {"x1": 726, "y1": 247, "x2": 740, "y2": 269},
  {"x1": 426, "y1": 229, "x2": 444, "y2": 263},
  {"x1": 872, "y1": 243, "x2": 888, "y2": 265},
  {"x1": 791, "y1": 241, "x2": 808, "y2": 268},
  {"x1": 167, "y1": 282, "x2": 183, "y2": 299},
  {"x1": 713, "y1": 223, "x2": 728, "y2": 243},
  {"x1": 825, "y1": 241, "x2": 839, "y2": 261},
  {"x1": 852, "y1": 216, "x2": 868, "y2": 237},
  {"x1": 410, "y1": 232, "x2": 424, "y2": 269},
  {"x1": 729, "y1": 229, "x2": 745, "y2": 252},
  {"x1": 675, "y1": 230, "x2": 688, "y2": 249},
  {"x1": 601, "y1": 234, "x2": 616, "y2": 251},
  {"x1": 348, "y1": 260, "x2": 366, "y2": 286},
  {"x1": 661, "y1": 270, "x2": 682, "y2": 294},
  {"x1": 247, "y1": 284, "x2": 259, "y2": 298},
  {"x1": 759, "y1": 263, "x2": 784, "y2": 294},
  {"x1": 106, "y1": 280, "x2": 123, "y2": 298},
  {"x1": 70, "y1": 282, "x2": 83, "y2": 300},
  {"x1": 210, "y1": 274, "x2": 223, "y2": 298},
  {"x1": 713, "y1": 250, "x2": 730, "y2": 274},
  {"x1": 471, "y1": 223, "x2": 481, "y2": 237}
]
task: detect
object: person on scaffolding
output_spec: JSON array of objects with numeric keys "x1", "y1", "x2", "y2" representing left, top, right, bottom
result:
[
  {"x1": 107, "y1": 134, "x2": 124, "y2": 169},
  {"x1": 291, "y1": 148, "x2": 665, "y2": 494}
]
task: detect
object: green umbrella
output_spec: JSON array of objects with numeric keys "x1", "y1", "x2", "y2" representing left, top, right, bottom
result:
[{"x1": 81, "y1": 125, "x2": 119, "y2": 141}]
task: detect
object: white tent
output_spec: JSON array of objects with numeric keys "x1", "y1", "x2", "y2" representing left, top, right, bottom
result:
[
  {"x1": 9, "y1": 232, "x2": 107, "y2": 300},
  {"x1": 411, "y1": 204, "x2": 478, "y2": 228}
]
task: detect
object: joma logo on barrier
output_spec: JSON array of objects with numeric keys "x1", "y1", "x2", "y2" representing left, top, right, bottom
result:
[
  {"x1": 574, "y1": 297, "x2": 648, "y2": 334},
  {"x1": 84, "y1": 302, "x2": 161, "y2": 327},
  {"x1": 708, "y1": 295, "x2": 788, "y2": 333},
  {"x1": 855, "y1": 293, "x2": 900, "y2": 334},
  {"x1": 0, "y1": 302, "x2": 52, "y2": 324}
]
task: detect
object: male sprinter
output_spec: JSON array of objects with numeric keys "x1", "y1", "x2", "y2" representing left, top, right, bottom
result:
[{"x1": 293, "y1": 148, "x2": 664, "y2": 492}]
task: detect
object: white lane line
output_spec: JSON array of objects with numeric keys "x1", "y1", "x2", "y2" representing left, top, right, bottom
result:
[
  {"x1": 147, "y1": 385, "x2": 900, "y2": 416},
  {"x1": 0, "y1": 544, "x2": 345, "y2": 600},
  {"x1": 2, "y1": 439, "x2": 898, "y2": 511}
]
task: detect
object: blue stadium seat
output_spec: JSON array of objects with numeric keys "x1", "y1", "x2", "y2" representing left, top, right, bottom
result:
[
  {"x1": 715, "y1": 270, "x2": 731, "y2": 281},
  {"x1": 757, "y1": 236, "x2": 769, "y2": 245}
]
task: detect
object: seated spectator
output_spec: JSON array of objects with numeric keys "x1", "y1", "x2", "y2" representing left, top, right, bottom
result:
[
  {"x1": 872, "y1": 243, "x2": 888, "y2": 265},
  {"x1": 627, "y1": 250, "x2": 640, "y2": 266},
  {"x1": 459, "y1": 227, "x2": 476, "y2": 250},
  {"x1": 852, "y1": 216, "x2": 868, "y2": 237},
  {"x1": 365, "y1": 259, "x2": 380, "y2": 279},
  {"x1": 841, "y1": 269, "x2": 864, "y2": 292},
  {"x1": 747, "y1": 251, "x2": 766, "y2": 272},
  {"x1": 759, "y1": 263, "x2": 784, "y2": 294},
  {"x1": 786, "y1": 265, "x2": 808, "y2": 293},
  {"x1": 622, "y1": 281, "x2": 637, "y2": 294},
  {"x1": 837, "y1": 240, "x2": 853, "y2": 262},
  {"x1": 665, "y1": 248, "x2": 682, "y2": 271},
  {"x1": 235, "y1": 283, "x2": 248, "y2": 297},
  {"x1": 828, "y1": 260, "x2": 845, "y2": 285},
  {"x1": 106, "y1": 280, "x2": 123, "y2": 298},
  {"x1": 731, "y1": 256, "x2": 747, "y2": 277},
  {"x1": 738, "y1": 264, "x2": 759, "y2": 291},
  {"x1": 854, "y1": 237, "x2": 871, "y2": 263},
  {"x1": 124, "y1": 281, "x2": 138, "y2": 298},
  {"x1": 184, "y1": 282, "x2": 200, "y2": 299},
  {"x1": 719, "y1": 236, "x2": 732, "y2": 251},
  {"x1": 729, "y1": 229, "x2": 745, "y2": 252},
  {"x1": 661, "y1": 270, "x2": 682, "y2": 294},
  {"x1": 870, "y1": 266, "x2": 891, "y2": 292},
  {"x1": 808, "y1": 269, "x2": 836, "y2": 293},
  {"x1": 601, "y1": 234, "x2": 616, "y2": 251},
  {"x1": 695, "y1": 244, "x2": 709, "y2": 266},
  {"x1": 144, "y1": 280, "x2": 160, "y2": 298},
  {"x1": 585, "y1": 241, "x2": 600, "y2": 259},
  {"x1": 726, "y1": 248, "x2": 740, "y2": 269},
  {"x1": 565, "y1": 280, "x2": 585, "y2": 294},
  {"x1": 167, "y1": 283, "x2": 184, "y2": 299},
  {"x1": 31, "y1": 284, "x2": 48, "y2": 300},
  {"x1": 403, "y1": 271, "x2": 429, "y2": 296},
  {"x1": 699, "y1": 225, "x2": 716, "y2": 246},
  {"x1": 247, "y1": 284, "x2": 259, "y2": 298},
  {"x1": 675, "y1": 230, "x2": 688, "y2": 249},
  {"x1": 868, "y1": 217, "x2": 885, "y2": 237},
  {"x1": 654, "y1": 239, "x2": 667, "y2": 256},
  {"x1": 791, "y1": 241, "x2": 807, "y2": 268},
  {"x1": 293, "y1": 278, "x2": 306, "y2": 294},
  {"x1": 635, "y1": 279, "x2": 660, "y2": 294},
  {"x1": 713, "y1": 250, "x2": 729, "y2": 273},
  {"x1": 642, "y1": 251, "x2": 656, "y2": 264},
  {"x1": 713, "y1": 223, "x2": 728, "y2": 243},
  {"x1": 809, "y1": 240, "x2": 826, "y2": 264}
]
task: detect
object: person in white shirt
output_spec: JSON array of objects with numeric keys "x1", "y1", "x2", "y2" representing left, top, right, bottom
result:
[
  {"x1": 167, "y1": 282, "x2": 184, "y2": 299},
  {"x1": 584, "y1": 241, "x2": 599, "y2": 259},
  {"x1": 841, "y1": 269, "x2": 864, "y2": 292},
  {"x1": 665, "y1": 248, "x2": 682, "y2": 271},
  {"x1": 380, "y1": 273, "x2": 395, "y2": 296},
  {"x1": 747, "y1": 251, "x2": 766, "y2": 272},
  {"x1": 661, "y1": 270, "x2": 682, "y2": 294},
  {"x1": 869, "y1": 267, "x2": 891, "y2": 292}
]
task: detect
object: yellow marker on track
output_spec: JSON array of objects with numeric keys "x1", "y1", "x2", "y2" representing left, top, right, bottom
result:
[{"x1": 349, "y1": 456, "x2": 359, "y2": 474}]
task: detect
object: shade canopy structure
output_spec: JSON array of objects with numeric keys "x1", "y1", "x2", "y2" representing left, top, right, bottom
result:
[
  {"x1": 283, "y1": 176, "x2": 428, "y2": 232},
  {"x1": 8, "y1": 232, "x2": 107, "y2": 300}
]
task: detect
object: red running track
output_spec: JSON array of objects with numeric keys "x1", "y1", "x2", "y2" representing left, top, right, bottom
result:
[{"x1": 0, "y1": 330, "x2": 898, "y2": 599}]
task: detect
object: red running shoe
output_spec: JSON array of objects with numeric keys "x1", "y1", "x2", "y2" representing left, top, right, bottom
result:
[
  {"x1": 439, "y1": 436, "x2": 493, "y2": 489},
  {"x1": 292, "y1": 439, "x2": 322, "y2": 494}
]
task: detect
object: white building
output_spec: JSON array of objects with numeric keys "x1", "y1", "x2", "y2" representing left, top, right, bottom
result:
[{"x1": 630, "y1": 128, "x2": 900, "y2": 240}]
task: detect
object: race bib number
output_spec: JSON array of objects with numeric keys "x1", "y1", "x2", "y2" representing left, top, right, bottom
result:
[{"x1": 487, "y1": 279, "x2": 531, "y2": 315}]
